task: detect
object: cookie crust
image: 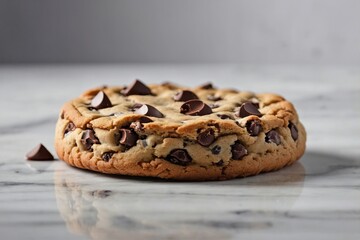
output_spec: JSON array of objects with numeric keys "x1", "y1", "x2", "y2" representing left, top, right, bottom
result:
[{"x1": 55, "y1": 82, "x2": 306, "y2": 181}]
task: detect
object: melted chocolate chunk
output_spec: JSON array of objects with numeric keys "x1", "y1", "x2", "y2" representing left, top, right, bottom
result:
[
  {"x1": 231, "y1": 141, "x2": 247, "y2": 160},
  {"x1": 236, "y1": 102, "x2": 262, "y2": 118},
  {"x1": 211, "y1": 145, "x2": 221, "y2": 155},
  {"x1": 26, "y1": 144, "x2": 54, "y2": 160},
  {"x1": 119, "y1": 129, "x2": 138, "y2": 147},
  {"x1": 121, "y1": 79, "x2": 152, "y2": 96},
  {"x1": 64, "y1": 122, "x2": 76, "y2": 136},
  {"x1": 81, "y1": 130, "x2": 100, "y2": 151},
  {"x1": 197, "y1": 129, "x2": 215, "y2": 147},
  {"x1": 246, "y1": 119, "x2": 262, "y2": 136},
  {"x1": 265, "y1": 130, "x2": 281, "y2": 145},
  {"x1": 102, "y1": 152, "x2": 114, "y2": 162},
  {"x1": 289, "y1": 122, "x2": 298, "y2": 141},
  {"x1": 180, "y1": 99, "x2": 212, "y2": 116},
  {"x1": 135, "y1": 104, "x2": 164, "y2": 118},
  {"x1": 173, "y1": 90, "x2": 199, "y2": 102},
  {"x1": 166, "y1": 149, "x2": 192, "y2": 166},
  {"x1": 91, "y1": 91, "x2": 112, "y2": 109}
]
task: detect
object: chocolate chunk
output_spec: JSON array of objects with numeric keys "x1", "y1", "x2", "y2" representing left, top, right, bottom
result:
[
  {"x1": 102, "y1": 152, "x2": 114, "y2": 162},
  {"x1": 236, "y1": 102, "x2": 262, "y2": 118},
  {"x1": 265, "y1": 130, "x2": 281, "y2": 145},
  {"x1": 122, "y1": 79, "x2": 152, "y2": 96},
  {"x1": 197, "y1": 129, "x2": 215, "y2": 147},
  {"x1": 64, "y1": 122, "x2": 76, "y2": 136},
  {"x1": 26, "y1": 144, "x2": 54, "y2": 160},
  {"x1": 180, "y1": 99, "x2": 212, "y2": 116},
  {"x1": 88, "y1": 107, "x2": 97, "y2": 111},
  {"x1": 217, "y1": 114, "x2": 232, "y2": 120},
  {"x1": 289, "y1": 122, "x2": 298, "y2": 141},
  {"x1": 207, "y1": 94, "x2": 222, "y2": 101},
  {"x1": 119, "y1": 129, "x2": 138, "y2": 147},
  {"x1": 166, "y1": 149, "x2": 192, "y2": 166},
  {"x1": 81, "y1": 130, "x2": 100, "y2": 151},
  {"x1": 199, "y1": 82, "x2": 214, "y2": 89},
  {"x1": 211, "y1": 145, "x2": 221, "y2": 155},
  {"x1": 246, "y1": 119, "x2": 262, "y2": 136},
  {"x1": 173, "y1": 90, "x2": 199, "y2": 101},
  {"x1": 231, "y1": 141, "x2": 247, "y2": 160},
  {"x1": 135, "y1": 104, "x2": 164, "y2": 118},
  {"x1": 91, "y1": 91, "x2": 112, "y2": 109}
]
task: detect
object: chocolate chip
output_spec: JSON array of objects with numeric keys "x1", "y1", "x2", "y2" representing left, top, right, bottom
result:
[
  {"x1": 81, "y1": 130, "x2": 100, "y2": 151},
  {"x1": 166, "y1": 149, "x2": 192, "y2": 166},
  {"x1": 217, "y1": 114, "x2": 232, "y2": 120},
  {"x1": 236, "y1": 102, "x2": 262, "y2": 118},
  {"x1": 197, "y1": 129, "x2": 215, "y2": 147},
  {"x1": 231, "y1": 141, "x2": 247, "y2": 160},
  {"x1": 214, "y1": 160, "x2": 224, "y2": 166},
  {"x1": 180, "y1": 99, "x2": 212, "y2": 116},
  {"x1": 199, "y1": 82, "x2": 214, "y2": 89},
  {"x1": 121, "y1": 79, "x2": 152, "y2": 96},
  {"x1": 246, "y1": 119, "x2": 262, "y2": 136},
  {"x1": 138, "y1": 116, "x2": 153, "y2": 123},
  {"x1": 64, "y1": 122, "x2": 76, "y2": 136},
  {"x1": 209, "y1": 103, "x2": 220, "y2": 109},
  {"x1": 130, "y1": 116, "x2": 153, "y2": 131},
  {"x1": 135, "y1": 104, "x2": 164, "y2": 118},
  {"x1": 289, "y1": 122, "x2": 298, "y2": 141},
  {"x1": 173, "y1": 90, "x2": 199, "y2": 101},
  {"x1": 207, "y1": 94, "x2": 222, "y2": 101},
  {"x1": 211, "y1": 145, "x2": 221, "y2": 155},
  {"x1": 26, "y1": 144, "x2": 54, "y2": 160},
  {"x1": 141, "y1": 139, "x2": 148, "y2": 147},
  {"x1": 131, "y1": 103, "x2": 143, "y2": 110},
  {"x1": 88, "y1": 107, "x2": 97, "y2": 111},
  {"x1": 119, "y1": 129, "x2": 138, "y2": 147},
  {"x1": 91, "y1": 91, "x2": 112, "y2": 109},
  {"x1": 265, "y1": 130, "x2": 281, "y2": 145},
  {"x1": 250, "y1": 101, "x2": 260, "y2": 109},
  {"x1": 102, "y1": 152, "x2": 114, "y2": 162}
]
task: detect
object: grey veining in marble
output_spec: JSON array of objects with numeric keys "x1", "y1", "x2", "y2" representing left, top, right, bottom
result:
[{"x1": 0, "y1": 65, "x2": 359, "y2": 240}]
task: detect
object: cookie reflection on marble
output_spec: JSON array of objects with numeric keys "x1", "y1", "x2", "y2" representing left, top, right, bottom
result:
[{"x1": 54, "y1": 161, "x2": 304, "y2": 240}]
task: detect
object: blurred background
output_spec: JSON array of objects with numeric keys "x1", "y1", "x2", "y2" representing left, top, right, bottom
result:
[{"x1": 1, "y1": 0, "x2": 360, "y2": 65}]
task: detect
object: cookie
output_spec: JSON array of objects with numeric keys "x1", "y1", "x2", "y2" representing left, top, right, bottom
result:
[{"x1": 55, "y1": 80, "x2": 306, "y2": 181}]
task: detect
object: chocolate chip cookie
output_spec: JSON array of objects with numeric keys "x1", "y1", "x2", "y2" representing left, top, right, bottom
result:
[{"x1": 55, "y1": 80, "x2": 306, "y2": 180}]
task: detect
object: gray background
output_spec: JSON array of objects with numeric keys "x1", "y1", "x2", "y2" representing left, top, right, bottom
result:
[{"x1": 1, "y1": 0, "x2": 360, "y2": 64}]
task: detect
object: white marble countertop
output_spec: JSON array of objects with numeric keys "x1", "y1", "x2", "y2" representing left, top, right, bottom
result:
[{"x1": 0, "y1": 65, "x2": 359, "y2": 240}]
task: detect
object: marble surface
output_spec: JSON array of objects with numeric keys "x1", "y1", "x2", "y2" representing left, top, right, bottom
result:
[{"x1": 0, "y1": 65, "x2": 359, "y2": 240}]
